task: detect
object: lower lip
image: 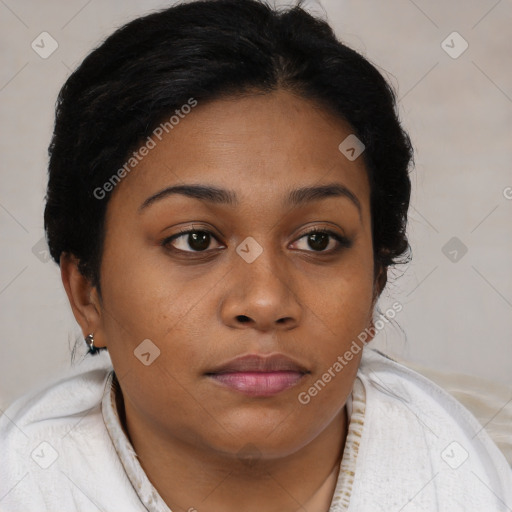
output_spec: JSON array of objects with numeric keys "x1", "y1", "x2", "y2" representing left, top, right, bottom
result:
[{"x1": 207, "y1": 371, "x2": 305, "y2": 397}]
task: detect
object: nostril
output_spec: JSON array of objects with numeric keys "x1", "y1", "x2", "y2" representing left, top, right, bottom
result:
[{"x1": 236, "y1": 315, "x2": 250, "y2": 323}]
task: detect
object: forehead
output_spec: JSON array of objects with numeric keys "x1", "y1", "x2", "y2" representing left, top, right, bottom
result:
[{"x1": 108, "y1": 89, "x2": 370, "y2": 216}]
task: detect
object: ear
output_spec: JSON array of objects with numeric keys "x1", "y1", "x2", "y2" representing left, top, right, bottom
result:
[{"x1": 60, "y1": 252, "x2": 106, "y2": 349}]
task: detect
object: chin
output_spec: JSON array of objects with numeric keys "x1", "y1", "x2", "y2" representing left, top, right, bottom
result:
[{"x1": 204, "y1": 417, "x2": 316, "y2": 461}]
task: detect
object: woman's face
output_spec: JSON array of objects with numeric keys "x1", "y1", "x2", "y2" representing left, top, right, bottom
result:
[{"x1": 94, "y1": 89, "x2": 377, "y2": 459}]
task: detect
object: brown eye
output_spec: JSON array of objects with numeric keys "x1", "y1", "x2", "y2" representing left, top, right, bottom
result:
[
  {"x1": 293, "y1": 229, "x2": 352, "y2": 253},
  {"x1": 307, "y1": 231, "x2": 330, "y2": 251},
  {"x1": 163, "y1": 230, "x2": 221, "y2": 252}
]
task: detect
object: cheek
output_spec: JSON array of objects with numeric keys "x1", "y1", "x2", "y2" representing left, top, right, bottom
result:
[
  {"x1": 98, "y1": 235, "x2": 228, "y2": 401},
  {"x1": 301, "y1": 260, "x2": 375, "y2": 403},
  {"x1": 98, "y1": 256, "x2": 209, "y2": 431},
  {"x1": 100, "y1": 266, "x2": 206, "y2": 370},
  {"x1": 311, "y1": 258, "x2": 375, "y2": 336},
  {"x1": 99, "y1": 227, "x2": 191, "y2": 333},
  {"x1": 294, "y1": 268, "x2": 372, "y2": 421}
]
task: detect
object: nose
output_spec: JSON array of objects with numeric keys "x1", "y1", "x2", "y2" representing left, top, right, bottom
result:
[{"x1": 219, "y1": 251, "x2": 302, "y2": 332}]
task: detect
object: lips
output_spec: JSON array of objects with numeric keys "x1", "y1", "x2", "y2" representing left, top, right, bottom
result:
[
  {"x1": 205, "y1": 354, "x2": 309, "y2": 397},
  {"x1": 206, "y1": 353, "x2": 309, "y2": 374}
]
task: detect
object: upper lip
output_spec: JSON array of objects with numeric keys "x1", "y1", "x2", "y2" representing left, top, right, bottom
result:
[{"x1": 205, "y1": 354, "x2": 310, "y2": 374}]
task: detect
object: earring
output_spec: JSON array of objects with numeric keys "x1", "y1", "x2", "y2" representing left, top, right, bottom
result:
[{"x1": 85, "y1": 333, "x2": 95, "y2": 352}]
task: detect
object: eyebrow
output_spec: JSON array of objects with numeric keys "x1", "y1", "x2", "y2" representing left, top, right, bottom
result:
[{"x1": 138, "y1": 182, "x2": 362, "y2": 217}]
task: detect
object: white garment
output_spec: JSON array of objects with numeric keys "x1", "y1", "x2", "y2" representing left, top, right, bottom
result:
[{"x1": 0, "y1": 348, "x2": 511, "y2": 511}]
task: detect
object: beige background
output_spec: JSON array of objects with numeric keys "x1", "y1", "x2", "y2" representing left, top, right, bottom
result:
[{"x1": 0, "y1": 0, "x2": 511, "y2": 411}]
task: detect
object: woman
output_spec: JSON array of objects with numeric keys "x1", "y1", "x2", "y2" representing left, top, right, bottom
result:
[{"x1": 1, "y1": 0, "x2": 511, "y2": 510}]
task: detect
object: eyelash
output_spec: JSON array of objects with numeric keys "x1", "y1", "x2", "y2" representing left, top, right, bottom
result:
[{"x1": 161, "y1": 227, "x2": 352, "y2": 255}]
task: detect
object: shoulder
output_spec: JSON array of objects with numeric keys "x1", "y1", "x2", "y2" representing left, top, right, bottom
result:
[
  {"x1": 0, "y1": 352, "x2": 113, "y2": 438},
  {"x1": 359, "y1": 348, "x2": 507, "y2": 444},
  {"x1": 357, "y1": 347, "x2": 510, "y2": 460},
  {"x1": 0, "y1": 353, "x2": 143, "y2": 511},
  {"x1": 351, "y1": 348, "x2": 512, "y2": 510}
]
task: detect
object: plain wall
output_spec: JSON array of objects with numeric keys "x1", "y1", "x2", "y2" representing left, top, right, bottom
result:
[{"x1": 0, "y1": 0, "x2": 511, "y2": 410}]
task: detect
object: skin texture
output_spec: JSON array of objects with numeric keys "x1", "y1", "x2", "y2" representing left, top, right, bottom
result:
[{"x1": 61, "y1": 89, "x2": 382, "y2": 512}]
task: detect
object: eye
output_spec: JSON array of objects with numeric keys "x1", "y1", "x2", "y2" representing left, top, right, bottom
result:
[
  {"x1": 162, "y1": 228, "x2": 223, "y2": 253},
  {"x1": 292, "y1": 229, "x2": 352, "y2": 253},
  {"x1": 162, "y1": 227, "x2": 352, "y2": 255}
]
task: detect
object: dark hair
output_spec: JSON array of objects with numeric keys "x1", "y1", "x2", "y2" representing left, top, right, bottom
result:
[{"x1": 44, "y1": 0, "x2": 413, "y2": 320}]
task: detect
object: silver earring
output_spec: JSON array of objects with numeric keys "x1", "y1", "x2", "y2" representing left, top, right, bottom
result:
[{"x1": 85, "y1": 333, "x2": 95, "y2": 351}]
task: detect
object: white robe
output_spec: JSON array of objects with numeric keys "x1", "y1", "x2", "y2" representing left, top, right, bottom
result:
[{"x1": 1, "y1": 348, "x2": 511, "y2": 511}]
